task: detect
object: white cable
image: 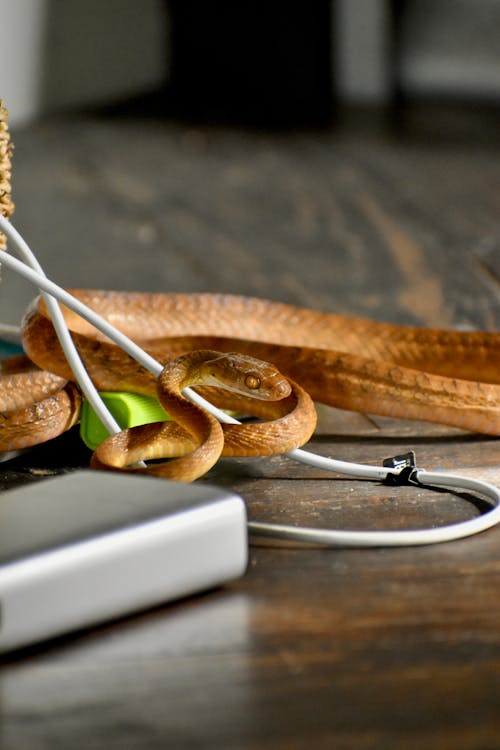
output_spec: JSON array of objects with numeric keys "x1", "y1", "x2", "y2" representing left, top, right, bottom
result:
[
  {"x1": 0, "y1": 214, "x2": 407, "y2": 483},
  {"x1": 0, "y1": 214, "x2": 121, "y2": 437},
  {"x1": 166, "y1": 378, "x2": 395, "y2": 480},
  {"x1": 287, "y1": 447, "x2": 390, "y2": 480},
  {"x1": 0, "y1": 247, "x2": 395, "y2": 482},
  {"x1": 248, "y1": 471, "x2": 500, "y2": 547},
  {"x1": 0, "y1": 227, "x2": 251, "y2": 429},
  {"x1": 1, "y1": 215, "x2": 500, "y2": 546},
  {"x1": 0, "y1": 238, "x2": 162, "y2": 375}
]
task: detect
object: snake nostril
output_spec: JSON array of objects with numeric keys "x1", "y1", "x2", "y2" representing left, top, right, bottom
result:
[{"x1": 275, "y1": 379, "x2": 292, "y2": 399}]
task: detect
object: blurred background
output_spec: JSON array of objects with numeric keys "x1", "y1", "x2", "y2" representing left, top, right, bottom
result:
[
  {"x1": 3, "y1": 0, "x2": 500, "y2": 128},
  {"x1": 0, "y1": 0, "x2": 499, "y2": 328}
]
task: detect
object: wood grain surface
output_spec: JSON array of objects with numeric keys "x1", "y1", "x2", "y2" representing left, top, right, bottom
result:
[{"x1": 1, "y1": 110, "x2": 499, "y2": 750}]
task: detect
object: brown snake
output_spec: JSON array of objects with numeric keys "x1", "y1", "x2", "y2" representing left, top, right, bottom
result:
[
  {"x1": 91, "y1": 349, "x2": 315, "y2": 482},
  {"x1": 1, "y1": 290, "x2": 499, "y2": 480}
]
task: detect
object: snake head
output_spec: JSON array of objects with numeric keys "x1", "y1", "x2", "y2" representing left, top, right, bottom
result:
[{"x1": 200, "y1": 352, "x2": 291, "y2": 401}]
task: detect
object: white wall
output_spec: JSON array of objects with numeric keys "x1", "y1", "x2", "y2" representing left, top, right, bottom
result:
[
  {"x1": 0, "y1": 0, "x2": 168, "y2": 126},
  {"x1": 0, "y1": 0, "x2": 49, "y2": 124},
  {"x1": 400, "y1": 0, "x2": 500, "y2": 99},
  {"x1": 334, "y1": 0, "x2": 393, "y2": 103}
]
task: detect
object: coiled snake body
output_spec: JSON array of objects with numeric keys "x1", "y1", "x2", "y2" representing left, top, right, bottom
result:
[{"x1": 1, "y1": 290, "x2": 499, "y2": 480}]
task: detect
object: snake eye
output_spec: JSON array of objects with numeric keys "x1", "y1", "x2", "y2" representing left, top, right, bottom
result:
[{"x1": 244, "y1": 373, "x2": 261, "y2": 390}]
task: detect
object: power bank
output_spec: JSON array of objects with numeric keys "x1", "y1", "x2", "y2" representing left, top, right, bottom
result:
[{"x1": 0, "y1": 471, "x2": 248, "y2": 653}]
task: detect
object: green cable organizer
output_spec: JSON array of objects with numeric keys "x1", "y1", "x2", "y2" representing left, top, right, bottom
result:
[{"x1": 80, "y1": 391, "x2": 170, "y2": 450}]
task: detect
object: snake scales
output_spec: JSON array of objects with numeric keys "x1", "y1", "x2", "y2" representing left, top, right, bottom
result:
[{"x1": 1, "y1": 289, "x2": 499, "y2": 480}]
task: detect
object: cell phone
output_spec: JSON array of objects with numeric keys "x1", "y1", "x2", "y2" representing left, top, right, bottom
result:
[{"x1": 0, "y1": 471, "x2": 248, "y2": 654}]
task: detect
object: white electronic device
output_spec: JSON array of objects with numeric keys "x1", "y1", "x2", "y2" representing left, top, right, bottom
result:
[{"x1": 0, "y1": 471, "x2": 248, "y2": 654}]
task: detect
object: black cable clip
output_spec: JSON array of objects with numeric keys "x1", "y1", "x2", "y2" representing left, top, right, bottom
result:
[{"x1": 382, "y1": 451, "x2": 420, "y2": 486}]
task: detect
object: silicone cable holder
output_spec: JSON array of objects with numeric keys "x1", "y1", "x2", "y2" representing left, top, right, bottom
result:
[{"x1": 80, "y1": 391, "x2": 169, "y2": 450}]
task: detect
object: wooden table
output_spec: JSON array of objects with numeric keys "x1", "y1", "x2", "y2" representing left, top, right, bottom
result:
[{"x1": 1, "y1": 110, "x2": 499, "y2": 749}]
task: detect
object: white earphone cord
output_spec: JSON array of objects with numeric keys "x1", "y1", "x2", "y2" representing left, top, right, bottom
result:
[{"x1": 0, "y1": 213, "x2": 499, "y2": 547}]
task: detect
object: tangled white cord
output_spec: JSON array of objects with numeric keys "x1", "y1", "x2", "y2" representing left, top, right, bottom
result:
[{"x1": 1, "y1": 213, "x2": 500, "y2": 547}]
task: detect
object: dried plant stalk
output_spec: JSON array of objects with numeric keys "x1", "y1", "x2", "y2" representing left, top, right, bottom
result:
[{"x1": 0, "y1": 100, "x2": 14, "y2": 250}]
